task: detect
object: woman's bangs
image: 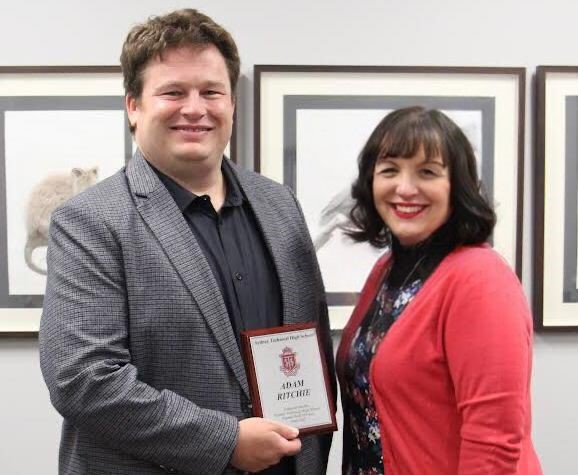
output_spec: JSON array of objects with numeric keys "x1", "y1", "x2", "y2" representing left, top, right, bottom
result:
[{"x1": 379, "y1": 122, "x2": 444, "y2": 163}]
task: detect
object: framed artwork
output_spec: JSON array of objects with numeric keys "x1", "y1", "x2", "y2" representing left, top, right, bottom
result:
[
  {"x1": 255, "y1": 65, "x2": 525, "y2": 329},
  {"x1": 534, "y1": 66, "x2": 578, "y2": 330},
  {"x1": 0, "y1": 65, "x2": 238, "y2": 336},
  {"x1": 0, "y1": 66, "x2": 130, "y2": 335},
  {"x1": 0, "y1": 66, "x2": 238, "y2": 336}
]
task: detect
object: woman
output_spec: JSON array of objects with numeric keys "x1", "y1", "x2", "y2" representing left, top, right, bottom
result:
[{"x1": 336, "y1": 107, "x2": 542, "y2": 474}]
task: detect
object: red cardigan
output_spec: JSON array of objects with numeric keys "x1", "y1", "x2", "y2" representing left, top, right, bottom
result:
[{"x1": 336, "y1": 245, "x2": 542, "y2": 474}]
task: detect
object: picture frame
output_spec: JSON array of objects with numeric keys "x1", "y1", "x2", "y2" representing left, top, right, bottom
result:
[
  {"x1": 534, "y1": 66, "x2": 578, "y2": 330},
  {"x1": 0, "y1": 66, "x2": 131, "y2": 336},
  {"x1": 0, "y1": 66, "x2": 237, "y2": 336},
  {"x1": 255, "y1": 65, "x2": 525, "y2": 329}
]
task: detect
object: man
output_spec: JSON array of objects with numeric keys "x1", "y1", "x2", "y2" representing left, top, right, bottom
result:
[{"x1": 39, "y1": 9, "x2": 334, "y2": 475}]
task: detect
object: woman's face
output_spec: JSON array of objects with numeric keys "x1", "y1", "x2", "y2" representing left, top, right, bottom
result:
[{"x1": 372, "y1": 147, "x2": 451, "y2": 246}]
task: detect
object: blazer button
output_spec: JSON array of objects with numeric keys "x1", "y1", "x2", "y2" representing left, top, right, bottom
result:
[{"x1": 159, "y1": 466, "x2": 177, "y2": 473}]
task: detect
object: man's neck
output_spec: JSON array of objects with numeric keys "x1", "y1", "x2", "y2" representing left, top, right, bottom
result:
[
  {"x1": 175, "y1": 164, "x2": 226, "y2": 212},
  {"x1": 147, "y1": 155, "x2": 227, "y2": 212}
]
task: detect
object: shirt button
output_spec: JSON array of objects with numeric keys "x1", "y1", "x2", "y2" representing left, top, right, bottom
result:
[{"x1": 235, "y1": 272, "x2": 243, "y2": 281}]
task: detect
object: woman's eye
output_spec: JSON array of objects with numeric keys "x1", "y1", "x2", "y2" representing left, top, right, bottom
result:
[
  {"x1": 420, "y1": 168, "x2": 439, "y2": 177},
  {"x1": 377, "y1": 167, "x2": 397, "y2": 176}
]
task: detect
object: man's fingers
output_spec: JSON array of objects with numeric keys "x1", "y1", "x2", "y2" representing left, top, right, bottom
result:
[
  {"x1": 231, "y1": 418, "x2": 302, "y2": 472},
  {"x1": 271, "y1": 431, "x2": 302, "y2": 458},
  {"x1": 269, "y1": 421, "x2": 299, "y2": 440},
  {"x1": 282, "y1": 436, "x2": 302, "y2": 456}
]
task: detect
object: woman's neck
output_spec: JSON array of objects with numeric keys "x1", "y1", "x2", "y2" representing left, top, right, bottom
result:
[{"x1": 388, "y1": 222, "x2": 457, "y2": 287}]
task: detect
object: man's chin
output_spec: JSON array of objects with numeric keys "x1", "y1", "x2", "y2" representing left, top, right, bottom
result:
[{"x1": 172, "y1": 146, "x2": 211, "y2": 162}]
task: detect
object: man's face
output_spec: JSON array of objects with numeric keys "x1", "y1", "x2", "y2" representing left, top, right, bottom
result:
[{"x1": 126, "y1": 45, "x2": 235, "y2": 177}]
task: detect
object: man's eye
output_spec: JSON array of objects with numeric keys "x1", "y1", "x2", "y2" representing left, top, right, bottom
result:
[{"x1": 162, "y1": 91, "x2": 182, "y2": 97}]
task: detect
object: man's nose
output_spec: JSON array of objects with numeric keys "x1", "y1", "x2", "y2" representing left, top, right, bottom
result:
[{"x1": 181, "y1": 92, "x2": 206, "y2": 117}]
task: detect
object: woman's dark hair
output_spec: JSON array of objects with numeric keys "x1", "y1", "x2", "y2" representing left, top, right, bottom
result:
[{"x1": 347, "y1": 106, "x2": 496, "y2": 247}]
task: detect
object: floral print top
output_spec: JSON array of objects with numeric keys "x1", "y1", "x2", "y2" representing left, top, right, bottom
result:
[{"x1": 342, "y1": 276, "x2": 423, "y2": 475}]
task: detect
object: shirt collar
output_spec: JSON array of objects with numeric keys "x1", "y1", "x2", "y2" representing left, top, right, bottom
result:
[
  {"x1": 221, "y1": 160, "x2": 243, "y2": 207},
  {"x1": 151, "y1": 161, "x2": 244, "y2": 212}
]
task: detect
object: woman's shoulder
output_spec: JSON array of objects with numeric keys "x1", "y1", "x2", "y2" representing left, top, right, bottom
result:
[
  {"x1": 439, "y1": 244, "x2": 519, "y2": 287},
  {"x1": 446, "y1": 244, "x2": 510, "y2": 269}
]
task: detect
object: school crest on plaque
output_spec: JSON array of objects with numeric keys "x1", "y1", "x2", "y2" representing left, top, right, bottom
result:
[{"x1": 279, "y1": 346, "x2": 300, "y2": 376}]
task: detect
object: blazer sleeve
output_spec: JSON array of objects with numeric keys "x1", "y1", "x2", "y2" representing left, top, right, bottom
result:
[
  {"x1": 39, "y1": 200, "x2": 239, "y2": 475},
  {"x1": 443, "y1": 252, "x2": 533, "y2": 474}
]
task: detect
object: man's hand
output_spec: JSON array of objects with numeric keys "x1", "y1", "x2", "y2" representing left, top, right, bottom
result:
[{"x1": 230, "y1": 418, "x2": 302, "y2": 473}]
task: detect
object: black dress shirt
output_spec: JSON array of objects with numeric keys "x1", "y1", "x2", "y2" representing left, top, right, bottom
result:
[
  {"x1": 154, "y1": 162, "x2": 283, "y2": 341},
  {"x1": 153, "y1": 162, "x2": 293, "y2": 475}
]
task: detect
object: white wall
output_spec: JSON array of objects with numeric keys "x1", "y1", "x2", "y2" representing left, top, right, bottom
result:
[{"x1": 1, "y1": 0, "x2": 578, "y2": 473}]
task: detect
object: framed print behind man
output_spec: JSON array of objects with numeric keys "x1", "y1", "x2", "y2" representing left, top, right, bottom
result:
[{"x1": 0, "y1": 66, "x2": 129, "y2": 335}]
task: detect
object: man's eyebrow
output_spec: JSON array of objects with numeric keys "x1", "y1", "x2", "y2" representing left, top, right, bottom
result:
[
  {"x1": 152, "y1": 81, "x2": 184, "y2": 91},
  {"x1": 204, "y1": 80, "x2": 227, "y2": 87},
  {"x1": 153, "y1": 80, "x2": 228, "y2": 91}
]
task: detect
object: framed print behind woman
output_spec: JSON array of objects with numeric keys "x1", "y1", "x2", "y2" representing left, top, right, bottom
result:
[{"x1": 254, "y1": 65, "x2": 525, "y2": 328}]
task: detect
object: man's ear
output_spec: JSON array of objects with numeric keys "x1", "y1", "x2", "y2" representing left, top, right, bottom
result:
[
  {"x1": 230, "y1": 94, "x2": 236, "y2": 118},
  {"x1": 125, "y1": 94, "x2": 138, "y2": 129}
]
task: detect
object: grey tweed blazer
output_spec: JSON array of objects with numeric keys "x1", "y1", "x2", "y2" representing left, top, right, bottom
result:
[{"x1": 39, "y1": 151, "x2": 335, "y2": 475}]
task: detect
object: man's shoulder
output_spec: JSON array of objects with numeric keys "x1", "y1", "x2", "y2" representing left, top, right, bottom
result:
[
  {"x1": 229, "y1": 161, "x2": 287, "y2": 190},
  {"x1": 227, "y1": 161, "x2": 295, "y2": 206},
  {"x1": 55, "y1": 168, "x2": 130, "y2": 217}
]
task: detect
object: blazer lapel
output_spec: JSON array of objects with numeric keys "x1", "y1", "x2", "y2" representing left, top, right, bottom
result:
[
  {"x1": 126, "y1": 152, "x2": 249, "y2": 397},
  {"x1": 229, "y1": 162, "x2": 301, "y2": 327}
]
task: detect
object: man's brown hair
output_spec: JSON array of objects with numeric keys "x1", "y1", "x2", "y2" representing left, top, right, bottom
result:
[{"x1": 120, "y1": 9, "x2": 240, "y2": 99}]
